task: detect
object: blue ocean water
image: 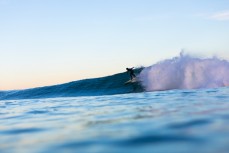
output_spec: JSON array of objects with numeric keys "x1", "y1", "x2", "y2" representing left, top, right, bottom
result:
[
  {"x1": 1, "y1": 88, "x2": 229, "y2": 153},
  {"x1": 1, "y1": 55, "x2": 229, "y2": 153}
]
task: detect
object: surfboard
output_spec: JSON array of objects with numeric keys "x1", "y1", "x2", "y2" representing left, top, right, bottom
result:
[{"x1": 124, "y1": 78, "x2": 137, "y2": 84}]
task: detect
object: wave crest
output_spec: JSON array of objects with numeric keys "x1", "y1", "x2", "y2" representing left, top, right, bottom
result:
[{"x1": 139, "y1": 54, "x2": 229, "y2": 91}]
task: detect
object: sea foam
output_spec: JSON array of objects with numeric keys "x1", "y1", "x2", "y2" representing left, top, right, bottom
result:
[{"x1": 139, "y1": 53, "x2": 229, "y2": 91}]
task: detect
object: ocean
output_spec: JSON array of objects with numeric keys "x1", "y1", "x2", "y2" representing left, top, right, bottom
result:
[{"x1": 1, "y1": 55, "x2": 229, "y2": 153}]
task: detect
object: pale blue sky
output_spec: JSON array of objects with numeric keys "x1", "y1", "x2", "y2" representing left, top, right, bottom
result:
[{"x1": 1, "y1": 0, "x2": 229, "y2": 90}]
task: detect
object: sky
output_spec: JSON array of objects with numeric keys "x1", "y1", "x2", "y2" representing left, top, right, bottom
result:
[{"x1": 0, "y1": 0, "x2": 229, "y2": 90}]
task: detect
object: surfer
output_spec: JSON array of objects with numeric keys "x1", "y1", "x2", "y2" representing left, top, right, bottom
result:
[{"x1": 126, "y1": 67, "x2": 136, "y2": 80}]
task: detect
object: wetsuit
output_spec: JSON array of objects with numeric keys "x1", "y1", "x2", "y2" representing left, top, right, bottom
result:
[{"x1": 126, "y1": 68, "x2": 136, "y2": 80}]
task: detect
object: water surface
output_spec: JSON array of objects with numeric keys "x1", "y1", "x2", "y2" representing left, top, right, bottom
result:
[{"x1": 1, "y1": 88, "x2": 229, "y2": 153}]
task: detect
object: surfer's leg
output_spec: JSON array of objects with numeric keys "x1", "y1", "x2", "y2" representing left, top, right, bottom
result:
[{"x1": 131, "y1": 73, "x2": 135, "y2": 79}]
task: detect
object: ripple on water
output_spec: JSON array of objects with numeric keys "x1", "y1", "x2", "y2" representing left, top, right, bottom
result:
[
  {"x1": 26, "y1": 110, "x2": 49, "y2": 115},
  {"x1": 0, "y1": 128, "x2": 46, "y2": 135},
  {"x1": 52, "y1": 133, "x2": 202, "y2": 151},
  {"x1": 168, "y1": 119, "x2": 212, "y2": 129},
  {"x1": 120, "y1": 134, "x2": 203, "y2": 145}
]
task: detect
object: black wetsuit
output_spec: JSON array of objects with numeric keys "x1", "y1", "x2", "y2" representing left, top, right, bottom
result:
[{"x1": 126, "y1": 68, "x2": 136, "y2": 80}]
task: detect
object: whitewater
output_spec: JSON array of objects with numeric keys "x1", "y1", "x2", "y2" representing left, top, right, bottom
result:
[
  {"x1": 140, "y1": 53, "x2": 229, "y2": 91},
  {"x1": 1, "y1": 54, "x2": 229, "y2": 153}
]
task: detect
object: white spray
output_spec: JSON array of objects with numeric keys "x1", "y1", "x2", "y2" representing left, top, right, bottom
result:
[{"x1": 139, "y1": 53, "x2": 229, "y2": 91}]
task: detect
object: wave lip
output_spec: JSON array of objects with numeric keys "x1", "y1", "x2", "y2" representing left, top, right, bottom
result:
[{"x1": 139, "y1": 54, "x2": 229, "y2": 91}]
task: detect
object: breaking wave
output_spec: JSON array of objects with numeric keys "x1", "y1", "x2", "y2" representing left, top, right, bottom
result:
[
  {"x1": 139, "y1": 53, "x2": 229, "y2": 91},
  {"x1": 1, "y1": 53, "x2": 229, "y2": 100}
]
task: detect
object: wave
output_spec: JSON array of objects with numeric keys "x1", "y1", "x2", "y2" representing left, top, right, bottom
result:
[
  {"x1": 1, "y1": 53, "x2": 229, "y2": 100},
  {"x1": 139, "y1": 53, "x2": 229, "y2": 91},
  {"x1": 0, "y1": 69, "x2": 144, "y2": 100}
]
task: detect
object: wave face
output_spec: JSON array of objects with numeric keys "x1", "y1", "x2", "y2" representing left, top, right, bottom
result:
[
  {"x1": 0, "y1": 69, "x2": 144, "y2": 100},
  {"x1": 139, "y1": 54, "x2": 229, "y2": 91}
]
